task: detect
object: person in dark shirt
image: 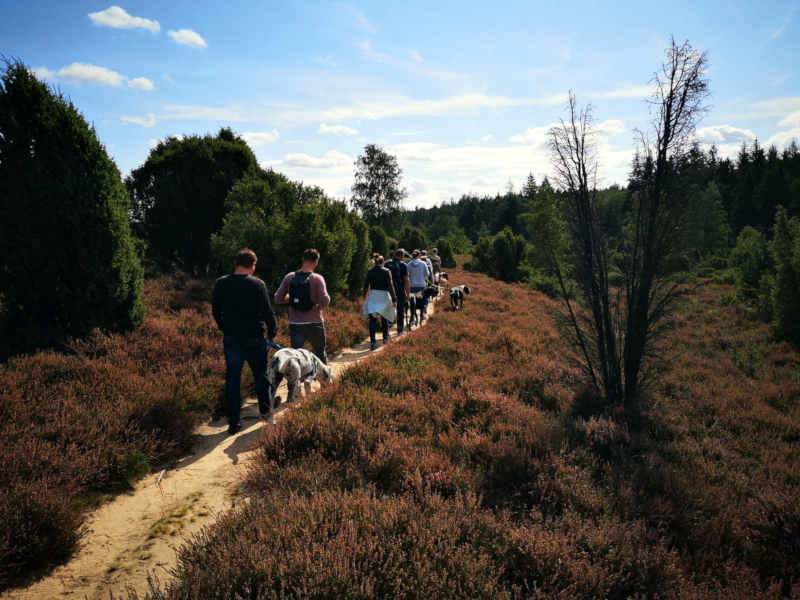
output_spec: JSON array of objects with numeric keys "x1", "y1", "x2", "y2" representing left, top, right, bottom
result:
[
  {"x1": 212, "y1": 248, "x2": 277, "y2": 434},
  {"x1": 362, "y1": 255, "x2": 397, "y2": 351},
  {"x1": 385, "y1": 248, "x2": 411, "y2": 334}
]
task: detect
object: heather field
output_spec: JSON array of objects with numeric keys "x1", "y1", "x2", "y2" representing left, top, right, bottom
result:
[
  {"x1": 0, "y1": 274, "x2": 367, "y2": 590},
  {"x1": 142, "y1": 267, "x2": 800, "y2": 599}
]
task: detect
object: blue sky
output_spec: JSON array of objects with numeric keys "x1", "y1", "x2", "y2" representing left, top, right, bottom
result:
[{"x1": 2, "y1": 0, "x2": 799, "y2": 207}]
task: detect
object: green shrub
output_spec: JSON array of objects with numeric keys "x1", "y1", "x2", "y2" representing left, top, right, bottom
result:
[
  {"x1": 771, "y1": 206, "x2": 800, "y2": 343},
  {"x1": 730, "y1": 226, "x2": 770, "y2": 294},
  {"x1": 211, "y1": 181, "x2": 368, "y2": 300},
  {"x1": 397, "y1": 225, "x2": 428, "y2": 253},
  {"x1": 127, "y1": 128, "x2": 259, "y2": 275},
  {"x1": 435, "y1": 237, "x2": 457, "y2": 268},
  {"x1": 0, "y1": 61, "x2": 144, "y2": 357},
  {"x1": 369, "y1": 225, "x2": 390, "y2": 257}
]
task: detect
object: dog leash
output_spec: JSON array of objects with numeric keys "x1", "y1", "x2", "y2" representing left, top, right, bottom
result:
[{"x1": 269, "y1": 340, "x2": 284, "y2": 351}]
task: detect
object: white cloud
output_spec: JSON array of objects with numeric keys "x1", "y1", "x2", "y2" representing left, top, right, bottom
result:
[
  {"x1": 121, "y1": 113, "x2": 157, "y2": 127},
  {"x1": 594, "y1": 119, "x2": 626, "y2": 136},
  {"x1": 778, "y1": 111, "x2": 800, "y2": 128},
  {"x1": 509, "y1": 119, "x2": 623, "y2": 145},
  {"x1": 34, "y1": 63, "x2": 155, "y2": 91},
  {"x1": 694, "y1": 124, "x2": 756, "y2": 144},
  {"x1": 318, "y1": 123, "x2": 358, "y2": 136},
  {"x1": 357, "y1": 39, "x2": 390, "y2": 63},
  {"x1": 481, "y1": 134, "x2": 495, "y2": 142},
  {"x1": 747, "y1": 97, "x2": 800, "y2": 119},
  {"x1": 771, "y1": 7, "x2": 796, "y2": 39},
  {"x1": 283, "y1": 150, "x2": 352, "y2": 169},
  {"x1": 355, "y1": 11, "x2": 376, "y2": 33},
  {"x1": 88, "y1": 6, "x2": 159, "y2": 33},
  {"x1": 168, "y1": 29, "x2": 207, "y2": 48},
  {"x1": 410, "y1": 49, "x2": 424, "y2": 63},
  {"x1": 766, "y1": 129, "x2": 800, "y2": 148},
  {"x1": 241, "y1": 130, "x2": 280, "y2": 146},
  {"x1": 508, "y1": 124, "x2": 554, "y2": 145},
  {"x1": 392, "y1": 131, "x2": 425, "y2": 137},
  {"x1": 158, "y1": 92, "x2": 568, "y2": 127},
  {"x1": 344, "y1": 5, "x2": 376, "y2": 33},
  {"x1": 33, "y1": 66, "x2": 56, "y2": 81},
  {"x1": 591, "y1": 84, "x2": 655, "y2": 99},
  {"x1": 128, "y1": 77, "x2": 155, "y2": 91},
  {"x1": 58, "y1": 62, "x2": 126, "y2": 87},
  {"x1": 162, "y1": 104, "x2": 249, "y2": 121}
]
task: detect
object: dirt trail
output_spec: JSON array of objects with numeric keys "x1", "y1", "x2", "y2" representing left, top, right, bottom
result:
[{"x1": 4, "y1": 302, "x2": 437, "y2": 600}]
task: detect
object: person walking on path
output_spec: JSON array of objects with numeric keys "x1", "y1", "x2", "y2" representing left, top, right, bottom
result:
[
  {"x1": 385, "y1": 248, "x2": 411, "y2": 334},
  {"x1": 274, "y1": 248, "x2": 331, "y2": 364},
  {"x1": 407, "y1": 249, "x2": 430, "y2": 325},
  {"x1": 212, "y1": 249, "x2": 277, "y2": 434},
  {"x1": 430, "y1": 247, "x2": 442, "y2": 276},
  {"x1": 362, "y1": 255, "x2": 397, "y2": 351}
]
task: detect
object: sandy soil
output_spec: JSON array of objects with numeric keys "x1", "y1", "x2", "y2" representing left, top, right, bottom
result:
[{"x1": 3, "y1": 301, "x2": 437, "y2": 600}]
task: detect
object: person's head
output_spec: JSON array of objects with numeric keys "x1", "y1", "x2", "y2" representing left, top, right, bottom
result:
[
  {"x1": 302, "y1": 248, "x2": 320, "y2": 270},
  {"x1": 432, "y1": 248, "x2": 438, "y2": 255},
  {"x1": 412, "y1": 249, "x2": 420, "y2": 259},
  {"x1": 420, "y1": 250, "x2": 427, "y2": 257},
  {"x1": 374, "y1": 254, "x2": 385, "y2": 266},
  {"x1": 234, "y1": 248, "x2": 257, "y2": 275},
  {"x1": 394, "y1": 248, "x2": 404, "y2": 259}
]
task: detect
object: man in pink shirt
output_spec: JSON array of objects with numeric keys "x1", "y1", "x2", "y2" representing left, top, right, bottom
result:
[{"x1": 274, "y1": 248, "x2": 331, "y2": 364}]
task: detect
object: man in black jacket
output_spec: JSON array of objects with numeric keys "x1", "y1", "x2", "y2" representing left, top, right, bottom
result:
[{"x1": 212, "y1": 249, "x2": 277, "y2": 434}]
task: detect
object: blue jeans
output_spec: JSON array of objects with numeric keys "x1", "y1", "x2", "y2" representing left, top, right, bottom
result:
[{"x1": 223, "y1": 336, "x2": 268, "y2": 426}]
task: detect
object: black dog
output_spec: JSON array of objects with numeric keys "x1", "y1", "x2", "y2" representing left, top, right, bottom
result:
[{"x1": 449, "y1": 285, "x2": 471, "y2": 310}]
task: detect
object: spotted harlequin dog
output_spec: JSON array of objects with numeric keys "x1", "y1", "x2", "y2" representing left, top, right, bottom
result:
[
  {"x1": 267, "y1": 348, "x2": 333, "y2": 418},
  {"x1": 449, "y1": 284, "x2": 471, "y2": 311}
]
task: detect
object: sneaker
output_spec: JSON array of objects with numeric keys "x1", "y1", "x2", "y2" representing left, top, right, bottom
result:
[
  {"x1": 227, "y1": 423, "x2": 243, "y2": 435},
  {"x1": 370, "y1": 341, "x2": 377, "y2": 351}
]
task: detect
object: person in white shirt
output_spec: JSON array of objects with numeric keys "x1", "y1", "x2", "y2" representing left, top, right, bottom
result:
[{"x1": 406, "y1": 249, "x2": 430, "y2": 324}]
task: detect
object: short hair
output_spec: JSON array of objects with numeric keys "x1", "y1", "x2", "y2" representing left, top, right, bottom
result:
[
  {"x1": 412, "y1": 249, "x2": 420, "y2": 258},
  {"x1": 374, "y1": 254, "x2": 385, "y2": 265},
  {"x1": 420, "y1": 250, "x2": 427, "y2": 256},
  {"x1": 432, "y1": 248, "x2": 438, "y2": 253},
  {"x1": 302, "y1": 248, "x2": 320, "y2": 263},
  {"x1": 234, "y1": 248, "x2": 257, "y2": 268},
  {"x1": 394, "y1": 248, "x2": 404, "y2": 258}
]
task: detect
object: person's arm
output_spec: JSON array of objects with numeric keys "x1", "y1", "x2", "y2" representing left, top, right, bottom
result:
[
  {"x1": 387, "y1": 272, "x2": 397, "y2": 303},
  {"x1": 313, "y1": 275, "x2": 331, "y2": 309},
  {"x1": 259, "y1": 282, "x2": 277, "y2": 340},
  {"x1": 404, "y1": 274, "x2": 411, "y2": 299},
  {"x1": 211, "y1": 279, "x2": 224, "y2": 331},
  {"x1": 274, "y1": 273, "x2": 291, "y2": 305}
]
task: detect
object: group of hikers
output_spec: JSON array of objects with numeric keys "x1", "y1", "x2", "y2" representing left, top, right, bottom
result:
[{"x1": 211, "y1": 246, "x2": 444, "y2": 434}]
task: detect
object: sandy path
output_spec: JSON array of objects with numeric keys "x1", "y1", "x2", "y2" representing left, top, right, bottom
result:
[{"x1": 4, "y1": 301, "x2": 438, "y2": 600}]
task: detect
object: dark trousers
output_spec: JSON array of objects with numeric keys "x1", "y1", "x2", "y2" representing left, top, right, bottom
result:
[
  {"x1": 395, "y1": 298, "x2": 407, "y2": 333},
  {"x1": 223, "y1": 336, "x2": 268, "y2": 426},
  {"x1": 369, "y1": 315, "x2": 389, "y2": 343},
  {"x1": 410, "y1": 286, "x2": 426, "y2": 323},
  {"x1": 290, "y1": 323, "x2": 327, "y2": 364}
]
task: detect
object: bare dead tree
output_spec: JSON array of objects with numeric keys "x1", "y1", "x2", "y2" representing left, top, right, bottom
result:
[
  {"x1": 549, "y1": 92, "x2": 623, "y2": 401},
  {"x1": 548, "y1": 39, "x2": 708, "y2": 408},
  {"x1": 623, "y1": 38, "x2": 709, "y2": 404}
]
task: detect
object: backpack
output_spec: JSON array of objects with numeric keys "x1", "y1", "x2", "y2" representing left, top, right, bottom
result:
[
  {"x1": 289, "y1": 271, "x2": 314, "y2": 311},
  {"x1": 385, "y1": 260, "x2": 405, "y2": 296}
]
